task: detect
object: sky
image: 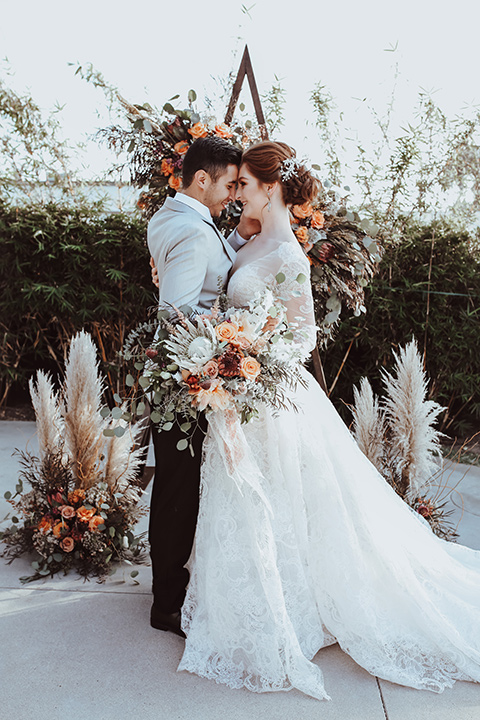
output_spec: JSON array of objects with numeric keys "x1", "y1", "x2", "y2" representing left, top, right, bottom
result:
[{"x1": 2, "y1": 0, "x2": 480, "y2": 188}]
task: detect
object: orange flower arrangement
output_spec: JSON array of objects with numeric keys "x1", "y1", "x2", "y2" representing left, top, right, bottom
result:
[
  {"x1": 61, "y1": 537, "x2": 75, "y2": 553},
  {"x1": 240, "y1": 356, "x2": 261, "y2": 381},
  {"x1": 214, "y1": 123, "x2": 234, "y2": 139},
  {"x1": 53, "y1": 521, "x2": 66, "y2": 538},
  {"x1": 188, "y1": 122, "x2": 208, "y2": 139},
  {"x1": 292, "y1": 202, "x2": 313, "y2": 220},
  {"x1": 311, "y1": 210, "x2": 325, "y2": 229},
  {"x1": 68, "y1": 488, "x2": 85, "y2": 504},
  {"x1": 161, "y1": 158, "x2": 174, "y2": 176},
  {"x1": 168, "y1": 176, "x2": 182, "y2": 191},
  {"x1": 88, "y1": 515, "x2": 105, "y2": 533},
  {"x1": 38, "y1": 516, "x2": 52, "y2": 534},
  {"x1": 77, "y1": 506, "x2": 97, "y2": 523},
  {"x1": 174, "y1": 140, "x2": 189, "y2": 155},
  {"x1": 215, "y1": 321, "x2": 238, "y2": 343},
  {"x1": 296, "y1": 227, "x2": 310, "y2": 244}
]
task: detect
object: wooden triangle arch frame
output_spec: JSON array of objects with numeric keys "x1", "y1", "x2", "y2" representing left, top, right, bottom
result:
[
  {"x1": 225, "y1": 46, "x2": 328, "y2": 394},
  {"x1": 225, "y1": 45, "x2": 269, "y2": 140}
]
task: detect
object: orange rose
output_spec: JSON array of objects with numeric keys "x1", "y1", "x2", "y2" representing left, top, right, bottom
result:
[
  {"x1": 215, "y1": 321, "x2": 238, "y2": 343},
  {"x1": 38, "y1": 516, "x2": 52, "y2": 534},
  {"x1": 292, "y1": 202, "x2": 313, "y2": 220},
  {"x1": 68, "y1": 489, "x2": 85, "y2": 505},
  {"x1": 52, "y1": 521, "x2": 66, "y2": 538},
  {"x1": 168, "y1": 175, "x2": 182, "y2": 191},
  {"x1": 60, "y1": 505, "x2": 75, "y2": 519},
  {"x1": 88, "y1": 515, "x2": 105, "y2": 533},
  {"x1": 214, "y1": 123, "x2": 233, "y2": 139},
  {"x1": 202, "y1": 359, "x2": 219, "y2": 378},
  {"x1": 77, "y1": 506, "x2": 97, "y2": 523},
  {"x1": 174, "y1": 140, "x2": 189, "y2": 155},
  {"x1": 240, "y1": 356, "x2": 261, "y2": 381},
  {"x1": 161, "y1": 158, "x2": 174, "y2": 176},
  {"x1": 60, "y1": 537, "x2": 75, "y2": 553},
  {"x1": 295, "y1": 226, "x2": 309, "y2": 244},
  {"x1": 311, "y1": 210, "x2": 325, "y2": 229},
  {"x1": 188, "y1": 122, "x2": 208, "y2": 139}
]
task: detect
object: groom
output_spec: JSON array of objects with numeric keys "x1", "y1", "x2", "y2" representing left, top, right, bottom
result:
[{"x1": 147, "y1": 136, "x2": 256, "y2": 637}]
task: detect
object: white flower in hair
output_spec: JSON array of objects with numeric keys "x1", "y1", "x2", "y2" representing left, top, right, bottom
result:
[{"x1": 280, "y1": 156, "x2": 300, "y2": 181}]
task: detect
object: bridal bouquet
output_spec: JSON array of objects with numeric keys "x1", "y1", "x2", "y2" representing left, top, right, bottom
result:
[{"x1": 119, "y1": 288, "x2": 308, "y2": 451}]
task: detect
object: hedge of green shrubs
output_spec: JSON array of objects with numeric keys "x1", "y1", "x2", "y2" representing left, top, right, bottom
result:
[
  {"x1": 1, "y1": 202, "x2": 479, "y2": 436},
  {"x1": 0, "y1": 200, "x2": 152, "y2": 404},
  {"x1": 323, "y1": 221, "x2": 480, "y2": 436}
]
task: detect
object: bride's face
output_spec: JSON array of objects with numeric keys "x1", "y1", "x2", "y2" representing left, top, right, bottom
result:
[{"x1": 236, "y1": 164, "x2": 269, "y2": 221}]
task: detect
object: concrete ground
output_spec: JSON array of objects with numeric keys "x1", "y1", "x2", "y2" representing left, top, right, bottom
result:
[{"x1": 0, "y1": 420, "x2": 479, "y2": 720}]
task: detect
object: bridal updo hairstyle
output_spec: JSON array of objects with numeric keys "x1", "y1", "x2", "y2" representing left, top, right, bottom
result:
[
  {"x1": 182, "y1": 136, "x2": 242, "y2": 188},
  {"x1": 241, "y1": 141, "x2": 320, "y2": 205}
]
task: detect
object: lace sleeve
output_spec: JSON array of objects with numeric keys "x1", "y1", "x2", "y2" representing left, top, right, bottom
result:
[{"x1": 258, "y1": 243, "x2": 318, "y2": 357}]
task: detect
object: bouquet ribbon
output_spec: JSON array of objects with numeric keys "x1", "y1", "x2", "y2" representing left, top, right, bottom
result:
[{"x1": 207, "y1": 409, "x2": 273, "y2": 517}]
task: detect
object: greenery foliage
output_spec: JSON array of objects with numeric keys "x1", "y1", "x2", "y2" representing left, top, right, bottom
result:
[
  {"x1": 323, "y1": 220, "x2": 480, "y2": 436},
  {"x1": 0, "y1": 200, "x2": 151, "y2": 404}
]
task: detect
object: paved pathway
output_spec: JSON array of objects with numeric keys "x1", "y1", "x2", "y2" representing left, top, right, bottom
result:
[{"x1": 0, "y1": 420, "x2": 479, "y2": 720}]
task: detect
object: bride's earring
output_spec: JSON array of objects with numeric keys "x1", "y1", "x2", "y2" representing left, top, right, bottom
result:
[{"x1": 267, "y1": 191, "x2": 271, "y2": 212}]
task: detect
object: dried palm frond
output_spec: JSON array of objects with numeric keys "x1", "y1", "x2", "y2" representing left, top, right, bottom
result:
[
  {"x1": 28, "y1": 371, "x2": 64, "y2": 458},
  {"x1": 352, "y1": 376, "x2": 385, "y2": 472},
  {"x1": 63, "y1": 331, "x2": 105, "y2": 489},
  {"x1": 382, "y1": 339, "x2": 444, "y2": 502}
]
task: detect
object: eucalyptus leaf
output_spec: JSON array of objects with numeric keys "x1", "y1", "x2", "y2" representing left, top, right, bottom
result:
[
  {"x1": 114, "y1": 426, "x2": 126, "y2": 438},
  {"x1": 136, "y1": 402, "x2": 146, "y2": 416},
  {"x1": 176, "y1": 438, "x2": 189, "y2": 451},
  {"x1": 103, "y1": 428, "x2": 115, "y2": 438},
  {"x1": 100, "y1": 407, "x2": 111, "y2": 419},
  {"x1": 138, "y1": 376, "x2": 151, "y2": 389},
  {"x1": 150, "y1": 411, "x2": 163, "y2": 424},
  {"x1": 125, "y1": 374, "x2": 135, "y2": 387},
  {"x1": 188, "y1": 89, "x2": 197, "y2": 102},
  {"x1": 111, "y1": 406, "x2": 123, "y2": 420},
  {"x1": 275, "y1": 272, "x2": 286, "y2": 284}
]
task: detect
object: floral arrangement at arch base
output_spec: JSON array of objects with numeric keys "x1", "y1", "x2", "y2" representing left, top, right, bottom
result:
[
  {"x1": 100, "y1": 90, "x2": 382, "y2": 346},
  {"x1": 0, "y1": 331, "x2": 147, "y2": 583},
  {"x1": 351, "y1": 338, "x2": 458, "y2": 541}
]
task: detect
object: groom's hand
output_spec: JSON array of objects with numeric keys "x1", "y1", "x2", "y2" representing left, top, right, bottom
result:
[
  {"x1": 236, "y1": 214, "x2": 261, "y2": 241},
  {"x1": 150, "y1": 256, "x2": 159, "y2": 288}
]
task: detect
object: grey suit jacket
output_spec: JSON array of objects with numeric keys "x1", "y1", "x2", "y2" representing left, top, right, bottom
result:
[{"x1": 147, "y1": 196, "x2": 243, "y2": 312}]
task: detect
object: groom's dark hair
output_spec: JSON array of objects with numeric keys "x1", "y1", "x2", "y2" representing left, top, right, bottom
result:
[{"x1": 182, "y1": 136, "x2": 242, "y2": 188}]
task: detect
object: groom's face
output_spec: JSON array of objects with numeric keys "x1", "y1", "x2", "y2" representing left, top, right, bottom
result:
[{"x1": 203, "y1": 164, "x2": 239, "y2": 217}]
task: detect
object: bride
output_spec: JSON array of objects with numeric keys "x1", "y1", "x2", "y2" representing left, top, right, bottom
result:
[{"x1": 175, "y1": 141, "x2": 480, "y2": 700}]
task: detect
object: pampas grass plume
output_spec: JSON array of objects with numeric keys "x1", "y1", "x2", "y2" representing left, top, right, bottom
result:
[
  {"x1": 352, "y1": 376, "x2": 385, "y2": 472},
  {"x1": 382, "y1": 339, "x2": 444, "y2": 502},
  {"x1": 63, "y1": 331, "x2": 105, "y2": 489},
  {"x1": 29, "y1": 371, "x2": 63, "y2": 457}
]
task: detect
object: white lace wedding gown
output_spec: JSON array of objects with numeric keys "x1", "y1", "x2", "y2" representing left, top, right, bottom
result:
[{"x1": 177, "y1": 240, "x2": 480, "y2": 700}]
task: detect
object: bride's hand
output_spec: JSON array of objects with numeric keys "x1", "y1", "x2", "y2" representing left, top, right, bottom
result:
[
  {"x1": 237, "y1": 214, "x2": 261, "y2": 241},
  {"x1": 150, "y1": 257, "x2": 159, "y2": 288}
]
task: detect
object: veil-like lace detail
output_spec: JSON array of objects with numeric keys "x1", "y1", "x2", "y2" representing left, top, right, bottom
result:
[{"x1": 177, "y1": 241, "x2": 480, "y2": 700}]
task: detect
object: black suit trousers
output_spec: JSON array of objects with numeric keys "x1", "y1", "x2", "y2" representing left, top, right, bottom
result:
[{"x1": 149, "y1": 417, "x2": 206, "y2": 614}]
